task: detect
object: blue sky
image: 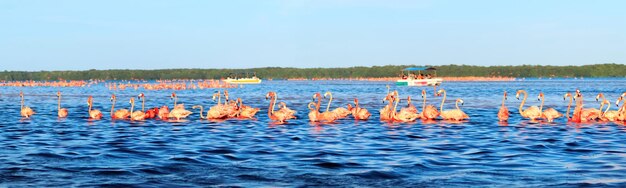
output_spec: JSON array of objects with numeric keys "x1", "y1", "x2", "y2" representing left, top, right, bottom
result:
[{"x1": 0, "y1": 0, "x2": 624, "y2": 71}]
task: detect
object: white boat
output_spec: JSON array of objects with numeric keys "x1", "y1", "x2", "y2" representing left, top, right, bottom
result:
[
  {"x1": 223, "y1": 72, "x2": 262, "y2": 84},
  {"x1": 395, "y1": 67, "x2": 442, "y2": 86}
]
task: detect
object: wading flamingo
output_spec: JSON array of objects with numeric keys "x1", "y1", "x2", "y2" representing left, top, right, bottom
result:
[
  {"x1": 575, "y1": 90, "x2": 600, "y2": 122},
  {"x1": 129, "y1": 97, "x2": 145, "y2": 121},
  {"x1": 394, "y1": 94, "x2": 419, "y2": 122},
  {"x1": 222, "y1": 90, "x2": 239, "y2": 118},
  {"x1": 308, "y1": 102, "x2": 319, "y2": 122},
  {"x1": 110, "y1": 94, "x2": 130, "y2": 119},
  {"x1": 87, "y1": 96, "x2": 103, "y2": 120},
  {"x1": 420, "y1": 90, "x2": 439, "y2": 120},
  {"x1": 206, "y1": 91, "x2": 229, "y2": 119},
  {"x1": 563, "y1": 92, "x2": 576, "y2": 122},
  {"x1": 599, "y1": 99, "x2": 619, "y2": 122},
  {"x1": 498, "y1": 91, "x2": 509, "y2": 122},
  {"x1": 324, "y1": 91, "x2": 350, "y2": 118},
  {"x1": 237, "y1": 98, "x2": 259, "y2": 119},
  {"x1": 19, "y1": 91, "x2": 35, "y2": 118},
  {"x1": 277, "y1": 102, "x2": 297, "y2": 120},
  {"x1": 347, "y1": 98, "x2": 371, "y2": 120},
  {"x1": 538, "y1": 92, "x2": 563, "y2": 123},
  {"x1": 57, "y1": 91, "x2": 68, "y2": 118},
  {"x1": 312, "y1": 92, "x2": 338, "y2": 123},
  {"x1": 168, "y1": 93, "x2": 192, "y2": 120},
  {"x1": 617, "y1": 97, "x2": 626, "y2": 121},
  {"x1": 137, "y1": 93, "x2": 158, "y2": 119},
  {"x1": 158, "y1": 106, "x2": 170, "y2": 120},
  {"x1": 515, "y1": 90, "x2": 541, "y2": 121},
  {"x1": 437, "y1": 89, "x2": 469, "y2": 121},
  {"x1": 380, "y1": 91, "x2": 396, "y2": 121},
  {"x1": 265, "y1": 91, "x2": 296, "y2": 123}
]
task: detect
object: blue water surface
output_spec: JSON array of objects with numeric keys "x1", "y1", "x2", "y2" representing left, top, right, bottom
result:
[{"x1": 1, "y1": 79, "x2": 626, "y2": 187}]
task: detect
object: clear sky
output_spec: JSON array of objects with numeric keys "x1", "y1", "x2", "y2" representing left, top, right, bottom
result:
[{"x1": 1, "y1": 0, "x2": 625, "y2": 71}]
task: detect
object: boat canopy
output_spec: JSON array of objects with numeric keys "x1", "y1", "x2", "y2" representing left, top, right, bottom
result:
[{"x1": 403, "y1": 67, "x2": 436, "y2": 71}]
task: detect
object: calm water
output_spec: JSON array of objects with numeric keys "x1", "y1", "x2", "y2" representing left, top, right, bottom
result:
[{"x1": 1, "y1": 79, "x2": 626, "y2": 187}]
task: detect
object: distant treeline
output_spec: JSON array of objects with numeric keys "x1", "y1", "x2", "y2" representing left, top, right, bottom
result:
[{"x1": 0, "y1": 64, "x2": 624, "y2": 81}]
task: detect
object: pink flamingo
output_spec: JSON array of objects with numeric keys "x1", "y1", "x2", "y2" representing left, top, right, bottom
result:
[
  {"x1": 324, "y1": 91, "x2": 351, "y2": 119},
  {"x1": 437, "y1": 89, "x2": 469, "y2": 121},
  {"x1": 538, "y1": 92, "x2": 563, "y2": 123},
  {"x1": 87, "y1": 96, "x2": 103, "y2": 120},
  {"x1": 515, "y1": 90, "x2": 541, "y2": 121},
  {"x1": 347, "y1": 98, "x2": 371, "y2": 120},
  {"x1": 237, "y1": 98, "x2": 259, "y2": 119},
  {"x1": 57, "y1": 91, "x2": 68, "y2": 118},
  {"x1": 265, "y1": 91, "x2": 295, "y2": 123},
  {"x1": 129, "y1": 97, "x2": 145, "y2": 121},
  {"x1": 498, "y1": 91, "x2": 509, "y2": 122},
  {"x1": 110, "y1": 94, "x2": 130, "y2": 119},
  {"x1": 420, "y1": 89, "x2": 439, "y2": 120},
  {"x1": 575, "y1": 90, "x2": 600, "y2": 122},
  {"x1": 312, "y1": 92, "x2": 338, "y2": 123},
  {"x1": 19, "y1": 91, "x2": 35, "y2": 118}
]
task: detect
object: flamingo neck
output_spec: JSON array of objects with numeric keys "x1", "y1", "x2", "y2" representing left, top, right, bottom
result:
[
  {"x1": 21, "y1": 95, "x2": 24, "y2": 110},
  {"x1": 111, "y1": 98, "x2": 115, "y2": 115},
  {"x1": 519, "y1": 90, "x2": 527, "y2": 115},
  {"x1": 198, "y1": 106, "x2": 205, "y2": 119},
  {"x1": 174, "y1": 96, "x2": 177, "y2": 106},
  {"x1": 141, "y1": 97, "x2": 145, "y2": 112},
  {"x1": 539, "y1": 95, "x2": 544, "y2": 112},
  {"x1": 602, "y1": 101, "x2": 609, "y2": 117},
  {"x1": 268, "y1": 96, "x2": 276, "y2": 117},
  {"x1": 392, "y1": 98, "x2": 399, "y2": 117},
  {"x1": 566, "y1": 95, "x2": 572, "y2": 119},
  {"x1": 315, "y1": 95, "x2": 322, "y2": 112},
  {"x1": 58, "y1": 95, "x2": 62, "y2": 110},
  {"x1": 130, "y1": 101, "x2": 134, "y2": 115},
  {"x1": 440, "y1": 90, "x2": 447, "y2": 112},
  {"x1": 88, "y1": 102, "x2": 92, "y2": 115},
  {"x1": 455, "y1": 100, "x2": 460, "y2": 111},
  {"x1": 598, "y1": 95, "x2": 606, "y2": 109},
  {"x1": 308, "y1": 102, "x2": 315, "y2": 111},
  {"x1": 422, "y1": 95, "x2": 426, "y2": 112},
  {"x1": 501, "y1": 93, "x2": 506, "y2": 108},
  {"x1": 326, "y1": 93, "x2": 333, "y2": 112},
  {"x1": 239, "y1": 100, "x2": 243, "y2": 113}
]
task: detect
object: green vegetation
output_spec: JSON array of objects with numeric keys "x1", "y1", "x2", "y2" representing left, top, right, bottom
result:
[{"x1": 0, "y1": 64, "x2": 624, "y2": 81}]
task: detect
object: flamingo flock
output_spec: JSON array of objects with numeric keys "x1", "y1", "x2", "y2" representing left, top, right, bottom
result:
[{"x1": 11, "y1": 88, "x2": 626, "y2": 125}]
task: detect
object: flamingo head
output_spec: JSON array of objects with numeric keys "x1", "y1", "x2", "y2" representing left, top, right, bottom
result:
[
  {"x1": 265, "y1": 92, "x2": 275, "y2": 100},
  {"x1": 503, "y1": 91, "x2": 507, "y2": 100},
  {"x1": 87, "y1": 96, "x2": 93, "y2": 106},
  {"x1": 170, "y1": 93, "x2": 176, "y2": 99},
  {"x1": 138, "y1": 93, "x2": 145, "y2": 99},
  {"x1": 56, "y1": 91, "x2": 61, "y2": 97},
  {"x1": 129, "y1": 97, "x2": 135, "y2": 104},
  {"x1": 223, "y1": 90, "x2": 229, "y2": 101},
  {"x1": 563, "y1": 92, "x2": 571, "y2": 100},
  {"x1": 407, "y1": 96, "x2": 412, "y2": 104},
  {"x1": 421, "y1": 90, "x2": 426, "y2": 98},
  {"x1": 617, "y1": 97, "x2": 623, "y2": 107},
  {"x1": 538, "y1": 92, "x2": 543, "y2": 101},
  {"x1": 457, "y1": 99, "x2": 464, "y2": 105},
  {"x1": 323, "y1": 91, "x2": 331, "y2": 99},
  {"x1": 515, "y1": 90, "x2": 522, "y2": 100},
  {"x1": 19, "y1": 91, "x2": 23, "y2": 97},
  {"x1": 347, "y1": 103, "x2": 353, "y2": 111},
  {"x1": 354, "y1": 98, "x2": 359, "y2": 104},
  {"x1": 110, "y1": 94, "x2": 116, "y2": 101},
  {"x1": 437, "y1": 89, "x2": 445, "y2": 95},
  {"x1": 595, "y1": 93, "x2": 603, "y2": 101}
]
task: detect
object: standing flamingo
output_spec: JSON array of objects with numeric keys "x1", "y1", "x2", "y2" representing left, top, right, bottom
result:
[
  {"x1": 380, "y1": 91, "x2": 396, "y2": 121},
  {"x1": 265, "y1": 91, "x2": 296, "y2": 123},
  {"x1": 129, "y1": 98, "x2": 145, "y2": 121},
  {"x1": 137, "y1": 93, "x2": 158, "y2": 119},
  {"x1": 19, "y1": 91, "x2": 35, "y2": 118},
  {"x1": 420, "y1": 90, "x2": 439, "y2": 120},
  {"x1": 538, "y1": 92, "x2": 563, "y2": 123},
  {"x1": 158, "y1": 106, "x2": 170, "y2": 120},
  {"x1": 324, "y1": 91, "x2": 351, "y2": 118},
  {"x1": 515, "y1": 90, "x2": 541, "y2": 121},
  {"x1": 57, "y1": 91, "x2": 68, "y2": 118},
  {"x1": 168, "y1": 93, "x2": 192, "y2": 120},
  {"x1": 87, "y1": 96, "x2": 103, "y2": 120},
  {"x1": 498, "y1": 91, "x2": 509, "y2": 122},
  {"x1": 206, "y1": 91, "x2": 229, "y2": 119},
  {"x1": 347, "y1": 98, "x2": 371, "y2": 120},
  {"x1": 394, "y1": 94, "x2": 419, "y2": 122},
  {"x1": 277, "y1": 102, "x2": 297, "y2": 120},
  {"x1": 437, "y1": 89, "x2": 469, "y2": 121},
  {"x1": 110, "y1": 94, "x2": 130, "y2": 119},
  {"x1": 599, "y1": 99, "x2": 619, "y2": 122}
]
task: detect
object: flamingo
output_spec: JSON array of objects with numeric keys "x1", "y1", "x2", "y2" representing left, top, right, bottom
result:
[
  {"x1": 265, "y1": 91, "x2": 295, "y2": 123},
  {"x1": 137, "y1": 93, "x2": 158, "y2": 119},
  {"x1": 437, "y1": 89, "x2": 469, "y2": 121},
  {"x1": 515, "y1": 90, "x2": 541, "y2": 121},
  {"x1": 599, "y1": 99, "x2": 619, "y2": 122},
  {"x1": 167, "y1": 93, "x2": 192, "y2": 120},
  {"x1": 206, "y1": 91, "x2": 229, "y2": 119},
  {"x1": 307, "y1": 102, "x2": 319, "y2": 122},
  {"x1": 324, "y1": 91, "x2": 351, "y2": 118},
  {"x1": 87, "y1": 96, "x2": 103, "y2": 120},
  {"x1": 575, "y1": 90, "x2": 601, "y2": 122},
  {"x1": 538, "y1": 92, "x2": 563, "y2": 123},
  {"x1": 110, "y1": 94, "x2": 130, "y2": 119},
  {"x1": 158, "y1": 106, "x2": 170, "y2": 120},
  {"x1": 57, "y1": 91, "x2": 68, "y2": 118},
  {"x1": 394, "y1": 94, "x2": 419, "y2": 122},
  {"x1": 563, "y1": 92, "x2": 575, "y2": 122},
  {"x1": 237, "y1": 98, "x2": 259, "y2": 119},
  {"x1": 222, "y1": 90, "x2": 239, "y2": 118},
  {"x1": 277, "y1": 102, "x2": 297, "y2": 119},
  {"x1": 617, "y1": 96, "x2": 626, "y2": 121},
  {"x1": 312, "y1": 92, "x2": 338, "y2": 123},
  {"x1": 380, "y1": 91, "x2": 396, "y2": 121},
  {"x1": 19, "y1": 91, "x2": 35, "y2": 118},
  {"x1": 498, "y1": 91, "x2": 509, "y2": 122},
  {"x1": 129, "y1": 97, "x2": 145, "y2": 121},
  {"x1": 420, "y1": 89, "x2": 439, "y2": 120},
  {"x1": 347, "y1": 98, "x2": 371, "y2": 120}
]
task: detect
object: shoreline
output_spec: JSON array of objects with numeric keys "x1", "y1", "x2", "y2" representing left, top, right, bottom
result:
[{"x1": 285, "y1": 76, "x2": 516, "y2": 82}]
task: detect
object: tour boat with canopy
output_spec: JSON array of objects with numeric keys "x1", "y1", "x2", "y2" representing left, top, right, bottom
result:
[{"x1": 395, "y1": 67, "x2": 442, "y2": 86}]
